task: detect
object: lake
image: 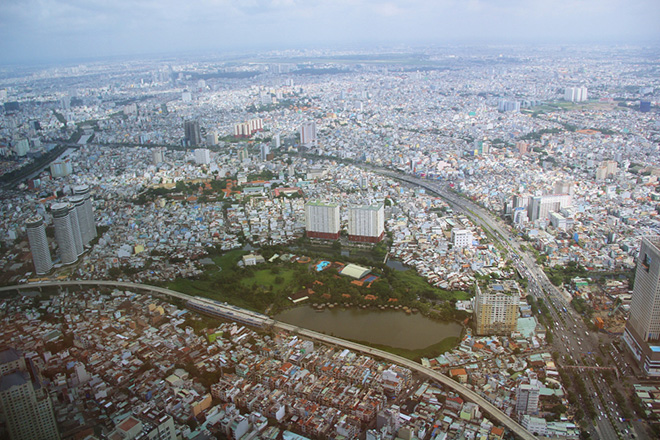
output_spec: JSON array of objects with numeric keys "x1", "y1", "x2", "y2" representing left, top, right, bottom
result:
[{"x1": 274, "y1": 305, "x2": 462, "y2": 350}]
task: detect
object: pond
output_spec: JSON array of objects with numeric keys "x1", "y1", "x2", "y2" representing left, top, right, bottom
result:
[{"x1": 274, "y1": 305, "x2": 462, "y2": 350}]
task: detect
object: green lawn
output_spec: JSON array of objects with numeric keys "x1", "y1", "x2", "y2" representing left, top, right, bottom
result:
[
  {"x1": 212, "y1": 249, "x2": 246, "y2": 270},
  {"x1": 240, "y1": 268, "x2": 296, "y2": 293}
]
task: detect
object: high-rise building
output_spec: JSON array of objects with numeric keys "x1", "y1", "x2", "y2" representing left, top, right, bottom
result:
[
  {"x1": 516, "y1": 372, "x2": 541, "y2": 417},
  {"x1": 0, "y1": 348, "x2": 60, "y2": 440},
  {"x1": 260, "y1": 144, "x2": 270, "y2": 161},
  {"x1": 67, "y1": 201, "x2": 84, "y2": 256},
  {"x1": 73, "y1": 185, "x2": 97, "y2": 246},
  {"x1": 184, "y1": 120, "x2": 201, "y2": 146},
  {"x1": 237, "y1": 148, "x2": 249, "y2": 162},
  {"x1": 50, "y1": 158, "x2": 73, "y2": 177},
  {"x1": 26, "y1": 215, "x2": 53, "y2": 275},
  {"x1": 474, "y1": 280, "x2": 521, "y2": 335},
  {"x1": 554, "y1": 180, "x2": 573, "y2": 196},
  {"x1": 348, "y1": 204, "x2": 385, "y2": 243},
  {"x1": 564, "y1": 86, "x2": 588, "y2": 102},
  {"x1": 595, "y1": 160, "x2": 618, "y2": 181},
  {"x1": 51, "y1": 202, "x2": 82, "y2": 265},
  {"x1": 305, "y1": 201, "x2": 340, "y2": 240},
  {"x1": 14, "y1": 139, "x2": 30, "y2": 157},
  {"x1": 206, "y1": 131, "x2": 218, "y2": 145},
  {"x1": 194, "y1": 148, "x2": 211, "y2": 165},
  {"x1": 233, "y1": 118, "x2": 263, "y2": 138},
  {"x1": 527, "y1": 194, "x2": 571, "y2": 222},
  {"x1": 300, "y1": 121, "x2": 317, "y2": 148},
  {"x1": 451, "y1": 228, "x2": 472, "y2": 249},
  {"x1": 152, "y1": 147, "x2": 165, "y2": 165},
  {"x1": 497, "y1": 99, "x2": 521, "y2": 112},
  {"x1": 623, "y1": 236, "x2": 660, "y2": 376}
]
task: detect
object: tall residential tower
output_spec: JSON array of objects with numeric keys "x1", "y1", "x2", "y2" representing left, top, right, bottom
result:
[
  {"x1": 474, "y1": 280, "x2": 521, "y2": 336},
  {"x1": 348, "y1": 204, "x2": 384, "y2": 243},
  {"x1": 26, "y1": 215, "x2": 53, "y2": 275},
  {"x1": 623, "y1": 236, "x2": 660, "y2": 376},
  {"x1": 51, "y1": 202, "x2": 83, "y2": 265},
  {"x1": 72, "y1": 184, "x2": 97, "y2": 246},
  {"x1": 305, "y1": 201, "x2": 340, "y2": 240},
  {"x1": 0, "y1": 348, "x2": 59, "y2": 440}
]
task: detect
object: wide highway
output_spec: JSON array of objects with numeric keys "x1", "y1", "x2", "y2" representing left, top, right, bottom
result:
[{"x1": 375, "y1": 171, "x2": 637, "y2": 440}]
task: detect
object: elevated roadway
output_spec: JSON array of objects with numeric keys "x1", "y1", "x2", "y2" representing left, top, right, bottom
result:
[{"x1": 0, "y1": 280, "x2": 536, "y2": 440}]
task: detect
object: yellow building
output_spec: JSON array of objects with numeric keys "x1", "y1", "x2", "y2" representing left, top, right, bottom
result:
[{"x1": 474, "y1": 280, "x2": 521, "y2": 336}]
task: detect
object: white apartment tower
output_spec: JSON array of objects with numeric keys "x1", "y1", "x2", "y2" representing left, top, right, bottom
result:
[
  {"x1": 516, "y1": 372, "x2": 541, "y2": 417},
  {"x1": 194, "y1": 148, "x2": 211, "y2": 165},
  {"x1": 300, "y1": 121, "x2": 317, "y2": 148},
  {"x1": 451, "y1": 228, "x2": 472, "y2": 249},
  {"x1": 152, "y1": 147, "x2": 165, "y2": 165},
  {"x1": 564, "y1": 86, "x2": 588, "y2": 102},
  {"x1": 348, "y1": 204, "x2": 385, "y2": 243},
  {"x1": 73, "y1": 185, "x2": 97, "y2": 246},
  {"x1": 596, "y1": 160, "x2": 618, "y2": 181},
  {"x1": 528, "y1": 194, "x2": 572, "y2": 222},
  {"x1": 305, "y1": 201, "x2": 340, "y2": 240},
  {"x1": 26, "y1": 215, "x2": 53, "y2": 275},
  {"x1": 624, "y1": 236, "x2": 660, "y2": 376},
  {"x1": 51, "y1": 202, "x2": 82, "y2": 265}
]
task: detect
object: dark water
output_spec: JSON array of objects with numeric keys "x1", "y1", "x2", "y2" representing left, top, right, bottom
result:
[
  {"x1": 386, "y1": 259, "x2": 408, "y2": 271},
  {"x1": 274, "y1": 305, "x2": 462, "y2": 350}
]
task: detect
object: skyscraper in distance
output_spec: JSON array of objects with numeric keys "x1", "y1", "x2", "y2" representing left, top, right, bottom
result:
[
  {"x1": 194, "y1": 148, "x2": 211, "y2": 165},
  {"x1": 26, "y1": 215, "x2": 53, "y2": 275},
  {"x1": 623, "y1": 236, "x2": 660, "y2": 376},
  {"x1": 300, "y1": 121, "x2": 317, "y2": 148},
  {"x1": 184, "y1": 120, "x2": 202, "y2": 146}
]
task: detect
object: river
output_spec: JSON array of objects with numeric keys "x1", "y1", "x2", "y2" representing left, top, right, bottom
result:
[{"x1": 274, "y1": 305, "x2": 462, "y2": 350}]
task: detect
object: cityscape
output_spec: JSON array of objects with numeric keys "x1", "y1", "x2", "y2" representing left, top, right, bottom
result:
[{"x1": 1, "y1": 2, "x2": 660, "y2": 440}]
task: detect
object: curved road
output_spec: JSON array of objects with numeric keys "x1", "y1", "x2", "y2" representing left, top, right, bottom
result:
[{"x1": 0, "y1": 280, "x2": 536, "y2": 440}]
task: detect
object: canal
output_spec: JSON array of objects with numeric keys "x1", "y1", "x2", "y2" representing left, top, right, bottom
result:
[{"x1": 274, "y1": 305, "x2": 462, "y2": 350}]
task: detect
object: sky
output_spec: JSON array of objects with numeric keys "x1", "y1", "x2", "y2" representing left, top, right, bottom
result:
[{"x1": 1, "y1": 0, "x2": 659, "y2": 64}]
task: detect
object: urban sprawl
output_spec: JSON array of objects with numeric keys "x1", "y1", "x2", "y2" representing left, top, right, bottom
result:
[{"x1": 0, "y1": 45, "x2": 659, "y2": 440}]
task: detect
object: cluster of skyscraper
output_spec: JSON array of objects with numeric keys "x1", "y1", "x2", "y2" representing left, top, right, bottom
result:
[
  {"x1": 26, "y1": 185, "x2": 96, "y2": 274},
  {"x1": 233, "y1": 118, "x2": 264, "y2": 138},
  {"x1": 564, "y1": 86, "x2": 588, "y2": 102},
  {"x1": 304, "y1": 201, "x2": 385, "y2": 243}
]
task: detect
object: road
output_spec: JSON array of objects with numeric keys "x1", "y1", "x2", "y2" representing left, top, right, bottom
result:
[
  {"x1": 0, "y1": 280, "x2": 537, "y2": 440},
  {"x1": 374, "y1": 171, "x2": 639, "y2": 439}
]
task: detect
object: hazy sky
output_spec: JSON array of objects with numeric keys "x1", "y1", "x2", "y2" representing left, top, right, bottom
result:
[{"x1": 1, "y1": 0, "x2": 659, "y2": 64}]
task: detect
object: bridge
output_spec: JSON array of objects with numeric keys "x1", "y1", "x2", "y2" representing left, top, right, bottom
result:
[
  {"x1": 561, "y1": 364, "x2": 620, "y2": 379},
  {"x1": 0, "y1": 281, "x2": 536, "y2": 440}
]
